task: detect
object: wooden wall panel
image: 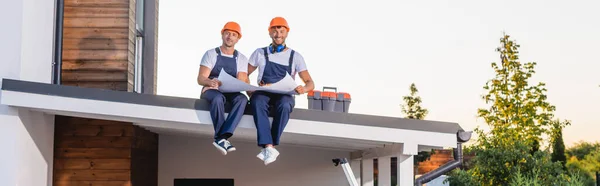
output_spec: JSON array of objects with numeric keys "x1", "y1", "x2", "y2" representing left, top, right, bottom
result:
[
  {"x1": 63, "y1": 28, "x2": 129, "y2": 39},
  {"x1": 62, "y1": 61, "x2": 128, "y2": 71},
  {"x1": 55, "y1": 159, "x2": 131, "y2": 170},
  {"x1": 55, "y1": 180, "x2": 131, "y2": 186},
  {"x1": 61, "y1": 0, "x2": 131, "y2": 91},
  {"x1": 62, "y1": 71, "x2": 128, "y2": 82},
  {"x1": 62, "y1": 82, "x2": 128, "y2": 91},
  {"x1": 54, "y1": 170, "x2": 131, "y2": 181},
  {"x1": 55, "y1": 0, "x2": 159, "y2": 184},
  {"x1": 65, "y1": 0, "x2": 129, "y2": 7},
  {"x1": 64, "y1": 18, "x2": 129, "y2": 28},
  {"x1": 131, "y1": 126, "x2": 158, "y2": 186},
  {"x1": 53, "y1": 115, "x2": 134, "y2": 185},
  {"x1": 63, "y1": 38, "x2": 129, "y2": 50},
  {"x1": 64, "y1": 7, "x2": 129, "y2": 18}
]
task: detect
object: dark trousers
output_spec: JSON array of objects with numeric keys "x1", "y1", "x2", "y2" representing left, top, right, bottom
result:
[
  {"x1": 200, "y1": 89, "x2": 248, "y2": 140},
  {"x1": 249, "y1": 91, "x2": 295, "y2": 147}
]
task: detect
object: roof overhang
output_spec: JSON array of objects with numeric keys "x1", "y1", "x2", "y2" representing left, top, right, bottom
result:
[{"x1": 1, "y1": 79, "x2": 464, "y2": 156}]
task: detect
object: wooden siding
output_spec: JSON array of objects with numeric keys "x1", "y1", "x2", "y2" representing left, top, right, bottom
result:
[
  {"x1": 60, "y1": 0, "x2": 132, "y2": 91},
  {"x1": 53, "y1": 116, "x2": 158, "y2": 186},
  {"x1": 54, "y1": 0, "x2": 159, "y2": 184},
  {"x1": 131, "y1": 126, "x2": 159, "y2": 186},
  {"x1": 53, "y1": 116, "x2": 134, "y2": 186}
]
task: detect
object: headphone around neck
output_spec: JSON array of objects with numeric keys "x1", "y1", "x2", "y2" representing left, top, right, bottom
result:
[{"x1": 269, "y1": 43, "x2": 286, "y2": 53}]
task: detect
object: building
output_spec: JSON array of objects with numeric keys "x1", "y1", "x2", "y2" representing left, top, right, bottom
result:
[{"x1": 0, "y1": 0, "x2": 469, "y2": 185}]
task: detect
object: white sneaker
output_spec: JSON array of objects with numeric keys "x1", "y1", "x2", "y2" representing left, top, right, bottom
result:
[
  {"x1": 263, "y1": 147, "x2": 280, "y2": 165},
  {"x1": 256, "y1": 148, "x2": 266, "y2": 160}
]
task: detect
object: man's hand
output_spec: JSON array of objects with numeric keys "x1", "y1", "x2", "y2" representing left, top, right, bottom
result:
[
  {"x1": 259, "y1": 81, "x2": 273, "y2": 87},
  {"x1": 295, "y1": 85, "x2": 306, "y2": 94},
  {"x1": 208, "y1": 79, "x2": 221, "y2": 88}
]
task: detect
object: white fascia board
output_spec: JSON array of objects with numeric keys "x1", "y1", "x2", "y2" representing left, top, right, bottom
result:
[{"x1": 1, "y1": 90, "x2": 457, "y2": 148}]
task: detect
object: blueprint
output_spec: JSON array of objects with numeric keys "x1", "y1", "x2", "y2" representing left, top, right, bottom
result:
[{"x1": 216, "y1": 69, "x2": 298, "y2": 95}]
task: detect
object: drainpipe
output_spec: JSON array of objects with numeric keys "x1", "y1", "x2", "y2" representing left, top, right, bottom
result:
[
  {"x1": 52, "y1": 0, "x2": 64, "y2": 85},
  {"x1": 414, "y1": 130, "x2": 472, "y2": 186}
]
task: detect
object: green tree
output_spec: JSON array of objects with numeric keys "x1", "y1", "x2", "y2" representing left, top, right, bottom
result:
[
  {"x1": 566, "y1": 141, "x2": 600, "y2": 160},
  {"x1": 475, "y1": 34, "x2": 558, "y2": 150},
  {"x1": 551, "y1": 119, "x2": 569, "y2": 170},
  {"x1": 401, "y1": 83, "x2": 428, "y2": 119},
  {"x1": 399, "y1": 83, "x2": 433, "y2": 175},
  {"x1": 446, "y1": 34, "x2": 572, "y2": 185}
]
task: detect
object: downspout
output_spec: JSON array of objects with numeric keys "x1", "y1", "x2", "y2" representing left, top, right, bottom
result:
[
  {"x1": 414, "y1": 130, "x2": 472, "y2": 186},
  {"x1": 52, "y1": 0, "x2": 64, "y2": 85}
]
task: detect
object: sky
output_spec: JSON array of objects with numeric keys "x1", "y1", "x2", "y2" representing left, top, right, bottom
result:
[{"x1": 156, "y1": 0, "x2": 600, "y2": 147}]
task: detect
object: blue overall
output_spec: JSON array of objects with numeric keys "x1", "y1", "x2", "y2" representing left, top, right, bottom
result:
[
  {"x1": 200, "y1": 47, "x2": 248, "y2": 140},
  {"x1": 250, "y1": 47, "x2": 296, "y2": 147}
]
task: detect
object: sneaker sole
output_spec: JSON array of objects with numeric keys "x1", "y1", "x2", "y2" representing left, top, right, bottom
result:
[
  {"x1": 264, "y1": 158, "x2": 276, "y2": 165},
  {"x1": 212, "y1": 142, "x2": 227, "y2": 155},
  {"x1": 227, "y1": 147, "x2": 236, "y2": 152}
]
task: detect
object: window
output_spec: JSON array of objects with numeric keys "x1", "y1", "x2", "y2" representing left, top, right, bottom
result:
[{"x1": 133, "y1": 0, "x2": 145, "y2": 93}]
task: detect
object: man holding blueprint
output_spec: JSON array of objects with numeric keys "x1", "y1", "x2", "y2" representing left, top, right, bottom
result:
[
  {"x1": 197, "y1": 21, "x2": 249, "y2": 155},
  {"x1": 247, "y1": 17, "x2": 315, "y2": 165}
]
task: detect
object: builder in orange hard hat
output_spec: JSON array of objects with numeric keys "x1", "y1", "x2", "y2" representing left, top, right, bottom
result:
[
  {"x1": 197, "y1": 21, "x2": 249, "y2": 156},
  {"x1": 247, "y1": 17, "x2": 316, "y2": 165}
]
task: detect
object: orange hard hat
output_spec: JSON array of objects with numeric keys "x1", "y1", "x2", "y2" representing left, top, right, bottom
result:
[
  {"x1": 221, "y1": 21, "x2": 242, "y2": 39},
  {"x1": 269, "y1": 17, "x2": 290, "y2": 32}
]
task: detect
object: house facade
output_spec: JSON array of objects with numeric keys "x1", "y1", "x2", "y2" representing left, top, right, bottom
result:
[{"x1": 0, "y1": 0, "x2": 468, "y2": 186}]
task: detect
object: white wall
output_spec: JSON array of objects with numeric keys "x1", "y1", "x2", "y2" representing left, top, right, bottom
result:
[
  {"x1": 0, "y1": 0, "x2": 56, "y2": 185},
  {"x1": 159, "y1": 135, "x2": 353, "y2": 186}
]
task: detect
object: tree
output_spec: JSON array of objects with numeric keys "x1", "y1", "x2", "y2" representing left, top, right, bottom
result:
[
  {"x1": 566, "y1": 141, "x2": 600, "y2": 160},
  {"x1": 446, "y1": 33, "x2": 574, "y2": 185},
  {"x1": 551, "y1": 119, "x2": 569, "y2": 170},
  {"x1": 401, "y1": 83, "x2": 428, "y2": 119},
  {"x1": 400, "y1": 83, "x2": 433, "y2": 174},
  {"x1": 475, "y1": 34, "x2": 559, "y2": 150}
]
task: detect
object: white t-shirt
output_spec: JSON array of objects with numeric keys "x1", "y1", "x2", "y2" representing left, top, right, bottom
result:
[
  {"x1": 248, "y1": 47, "x2": 307, "y2": 84},
  {"x1": 200, "y1": 48, "x2": 248, "y2": 74}
]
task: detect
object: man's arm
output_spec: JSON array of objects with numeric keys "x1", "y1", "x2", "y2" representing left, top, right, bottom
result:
[
  {"x1": 197, "y1": 66, "x2": 218, "y2": 87},
  {"x1": 297, "y1": 70, "x2": 315, "y2": 93},
  {"x1": 247, "y1": 64, "x2": 257, "y2": 77},
  {"x1": 198, "y1": 50, "x2": 219, "y2": 87},
  {"x1": 237, "y1": 72, "x2": 249, "y2": 84},
  {"x1": 293, "y1": 52, "x2": 313, "y2": 94},
  {"x1": 246, "y1": 49, "x2": 261, "y2": 78}
]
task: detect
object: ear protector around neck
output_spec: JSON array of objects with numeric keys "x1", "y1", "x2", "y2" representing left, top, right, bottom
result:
[{"x1": 269, "y1": 44, "x2": 286, "y2": 53}]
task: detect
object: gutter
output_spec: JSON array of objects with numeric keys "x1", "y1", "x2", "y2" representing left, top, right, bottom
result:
[{"x1": 414, "y1": 130, "x2": 472, "y2": 186}]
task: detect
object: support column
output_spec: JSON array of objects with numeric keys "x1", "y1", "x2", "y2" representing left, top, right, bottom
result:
[
  {"x1": 378, "y1": 156, "x2": 392, "y2": 186},
  {"x1": 351, "y1": 159, "x2": 362, "y2": 184},
  {"x1": 397, "y1": 155, "x2": 414, "y2": 186},
  {"x1": 362, "y1": 158, "x2": 374, "y2": 186}
]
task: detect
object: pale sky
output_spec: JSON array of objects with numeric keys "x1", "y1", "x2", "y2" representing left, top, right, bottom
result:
[{"x1": 156, "y1": 0, "x2": 600, "y2": 147}]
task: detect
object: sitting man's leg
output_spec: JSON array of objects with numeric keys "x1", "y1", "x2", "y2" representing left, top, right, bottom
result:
[
  {"x1": 259, "y1": 93, "x2": 294, "y2": 165},
  {"x1": 200, "y1": 89, "x2": 231, "y2": 155},
  {"x1": 271, "y1": 94, "x2": 295, "y2": 146},
  {"x1": 216, "y1": 92, "x2": 249, "y2": 152},
  {"x1": 250, "y1": 91, "x2": 279, "y2": 164}
]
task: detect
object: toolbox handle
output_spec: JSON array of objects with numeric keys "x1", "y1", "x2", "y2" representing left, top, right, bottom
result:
[{"x1": 322, "y1": 86, "x2": 337, "y2": 92}]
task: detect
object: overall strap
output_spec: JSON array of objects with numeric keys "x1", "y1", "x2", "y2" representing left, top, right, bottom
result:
[
  {"x1": 262, "y1": 47, "x2": 269, "y2": 62},
  {"x1": 215, "y1": 47, "x2": 221, "y2": 56},
  {"x1": 216, "y1": 47, "x2": 238, "y2": 59},
  {"x1": 288, "y1": 50, "x2": 295, "y2": 73}
]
